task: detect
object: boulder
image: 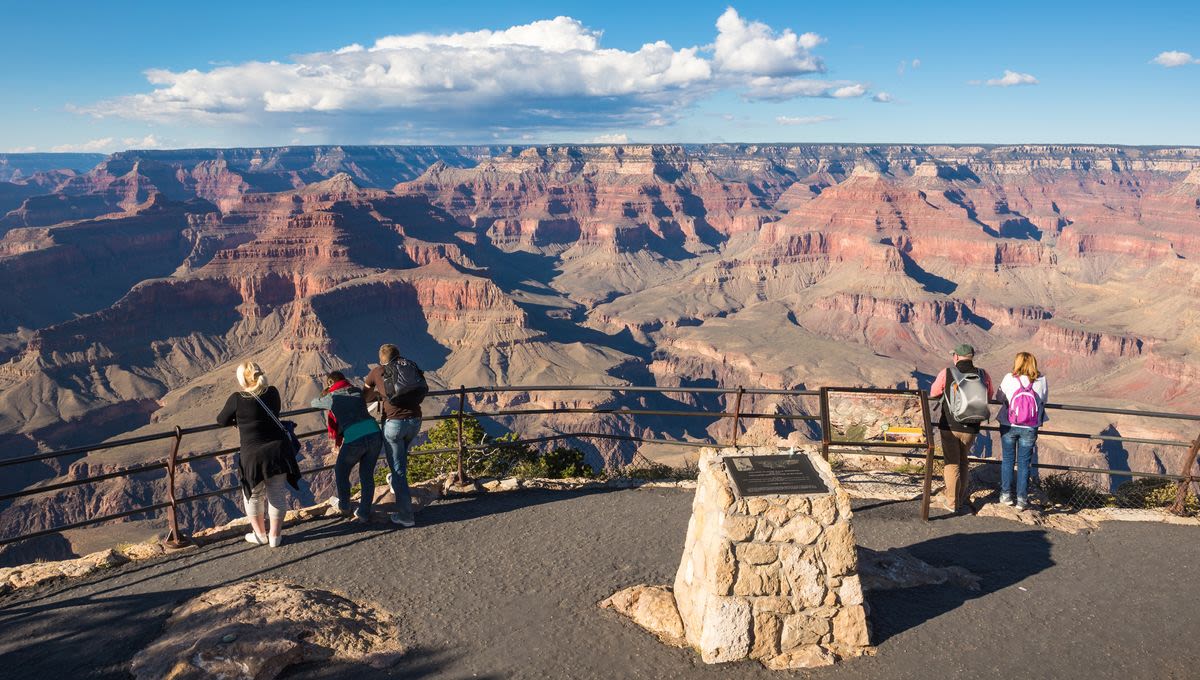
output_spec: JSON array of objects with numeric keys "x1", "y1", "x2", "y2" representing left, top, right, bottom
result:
[
  {"x1": 129, "y1": 578, "x2": 405, "y2": 680},
  {"x1": 856, "y1": 546, "x2": 980, "y2": 591},
  {"x1": 599, "y1": 585, "x2": 686, "y2": 645}
]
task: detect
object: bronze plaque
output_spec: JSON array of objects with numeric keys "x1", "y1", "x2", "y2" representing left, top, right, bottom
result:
[{"x1": 723, "y1": 454, "x2": 830, "y2": 498}]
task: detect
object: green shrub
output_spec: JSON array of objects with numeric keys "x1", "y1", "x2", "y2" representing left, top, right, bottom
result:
[
  {"x1": 1113, "y1": 478, "x2": 1198, "y2": 513},
  {"x1": 391, "y1": 413, "x2": 595, "y2": 483},
  {"x1": 1040, "y1": 473, "x2": 1112, "y2": 509},
  {"x1": 510, "y1": 446, "x2": 596, "y2": 479}
]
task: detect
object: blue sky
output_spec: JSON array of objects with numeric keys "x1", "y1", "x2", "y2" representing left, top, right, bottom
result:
[{"x1": 1, "y1": 0, "x2": 1197, "y2": 151}]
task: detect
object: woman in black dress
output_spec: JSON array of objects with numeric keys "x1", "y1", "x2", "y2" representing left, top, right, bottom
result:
[{"x1": 216, "y1": 361, "x2": 300, "y2": 547}]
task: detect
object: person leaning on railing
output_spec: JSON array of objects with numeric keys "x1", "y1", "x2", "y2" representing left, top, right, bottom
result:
[
  {"x1": 216, "y1": 361, "x2": 301, "y2": 548},
  {"x1": 928, "y1": 344, "x2": 994, "y2": 514},
  {"x1": 994, "y1": 352, "x2": 1048, "y2": 510},
  {"x1": 310, "y1": 371, "x2": 384, "y2": 523}
]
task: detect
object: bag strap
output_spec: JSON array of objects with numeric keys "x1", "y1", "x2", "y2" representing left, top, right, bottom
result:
[{"x1": 248, "y1": 392, "x2": 289, "y2": 433}]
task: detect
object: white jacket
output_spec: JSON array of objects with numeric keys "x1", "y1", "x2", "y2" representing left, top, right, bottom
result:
[{"x1": 997, "y1": 373, "x2": 1049, "y2": 427}]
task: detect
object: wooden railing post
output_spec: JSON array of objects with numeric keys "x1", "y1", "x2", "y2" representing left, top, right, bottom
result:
[
  {"x1": 1169, "y1": 434, "x2": 1200, "y2": 516},
  {"x1": 456, "y1": 385, "x2": 468, "y2": 485},
  {"x1": 162, "y1": 426, "x2": 191, "y2": 548},
  {"x1": 730, "y1": 386, "x2": 745, "y2": 448}
]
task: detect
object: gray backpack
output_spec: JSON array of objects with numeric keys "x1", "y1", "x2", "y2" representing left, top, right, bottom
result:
[{"x1": 945, "y1": 367, "x2": 991, "y2": 424}]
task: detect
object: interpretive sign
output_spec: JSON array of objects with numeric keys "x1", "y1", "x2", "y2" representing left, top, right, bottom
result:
[
  {"x1": 723, "y1": 454, "x2": 831, "y2": 498},
  {"x1": 819, "y1": 387, "x2": 930, "y2": 448},
  {"x1": 817, "y1": 386, "x2": 939, "y2": 522}
]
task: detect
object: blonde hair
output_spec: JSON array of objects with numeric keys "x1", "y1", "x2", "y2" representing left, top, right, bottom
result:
[
  {"x1": 236, "y1": 361, "x2": 269, "y2": 396},
  {"x1": 1012, "y1": 352, "x2": 1039, "y2": 381},
  {"x1": 379, "y1": 343, "x2": 400, "y2": 364}
]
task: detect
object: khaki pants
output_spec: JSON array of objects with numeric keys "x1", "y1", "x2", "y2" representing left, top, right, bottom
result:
[{"x1": 939, "y1": 429, "x2": 976, "y2": 509}]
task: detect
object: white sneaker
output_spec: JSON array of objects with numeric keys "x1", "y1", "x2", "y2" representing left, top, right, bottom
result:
[
  {"x1": 329, "y1": 496, "x2": 344, "y2": 513},
  {"x1": 387, "y1": 472, "x2": 396, "y2": 496},
  {"x1": 389, "y1": 513, "x2": 415, "y2": 527},
  {"x1": 269, "y1": 535, "x2": 283, "y2": 548},
  {"x1": 245, "y1": 532, "x2": 266, "y2": 546}
]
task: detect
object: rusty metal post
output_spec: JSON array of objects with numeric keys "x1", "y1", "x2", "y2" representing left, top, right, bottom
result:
[
  {"x1": 456, "y1": 385, "x2": 467, "y2": 485},
  {"x1": 162, "y1": 426, "x2": 191, "y2": 548},
  {"x1": 730, "y1": 386, "x2": 745, "y2": 448},
  {"x1": 1169, "y1": 435, "x2": 1200, "y2": 516},
  {"x1": 818, "y1": 387, "x2": 831, "y2": 461},
  {"x1": 919, "y1": 391, "x2": 936, "y2": 522}
]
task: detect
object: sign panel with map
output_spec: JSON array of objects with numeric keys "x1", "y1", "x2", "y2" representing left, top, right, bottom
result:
[{"x1": 819, "y1": 387, "x2": 931, "y2": 448}]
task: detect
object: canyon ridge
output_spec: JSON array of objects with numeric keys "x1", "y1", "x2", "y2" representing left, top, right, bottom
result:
[{"x1": 1, "y1": 143, "x2": 1197, "y2": 558}]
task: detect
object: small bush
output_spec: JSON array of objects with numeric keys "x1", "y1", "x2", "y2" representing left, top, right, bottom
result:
[
  {"x1": 1040, "y1": 473, "x2": 1112, "y2": 509},
  {"x1": 611, "y1": 454, "x2": 699, "y2": 481},
  {"x1": 891, "y1": 461, "x2": 926, "y2": 476},
  {"x1": 1113, "y1": 478, "x2": 1198, "y2": 513}
]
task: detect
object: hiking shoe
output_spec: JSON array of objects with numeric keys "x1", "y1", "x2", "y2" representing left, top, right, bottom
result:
[
  {"x1": 389, "y1": 513, "x2": 415, "y2": 527},
  {"x1": 999, "y1": 493, "x2": 1014, "y2": 506},
  {"x1": 244, "y1": 532, "x2": 266, "y2": 546}
]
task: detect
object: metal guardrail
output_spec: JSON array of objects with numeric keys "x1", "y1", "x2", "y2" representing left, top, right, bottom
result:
[{"x1": 0, "y1": 383, "x2": 1197, "y2": 546}]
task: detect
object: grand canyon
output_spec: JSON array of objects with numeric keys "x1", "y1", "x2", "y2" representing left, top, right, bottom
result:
[{"x1": 1, "y1": 143, "x2": 1198, "y2": 559}]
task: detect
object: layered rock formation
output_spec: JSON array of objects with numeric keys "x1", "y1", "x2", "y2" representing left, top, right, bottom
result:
[{"x1": 1, "y1": 143, "x2": 1199, "y2": 554}]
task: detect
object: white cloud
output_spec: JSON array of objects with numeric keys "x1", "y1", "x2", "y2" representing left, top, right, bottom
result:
[
  {"x1": 776, "y1": 115, "x2": 835, "y2": 126},
  {"x1": 588, "y1": 133, "x2": 629, "y2": 143},
  {"x1": 743, "y1": 77, "x2": 868, "y2": 101},
  {"x1": 872, "y1": 92, "x2": 894, "y2": 103},
  {"x1": 5, "y1": 146, "x2": 38, "y2": 153},
  {"x1": 81, "y1": 9, "x2": 872, "y2": 138},
  {"x1": 1152, "y1": 51, "x2": 1198, "y2": 67},
  {"x1": 50, "y1": 134, "x2": 164, "y2": 153},
  {"x1": 830, "y1": 84, "x2": 867, "y2": 99},
  {"x1": 912, "y1": 58, "x2": 921, "y2": 69},
  {"x1": 713, "y1": 7, "x2": 824, "y2": 76},
  {"x1": 977, "y1": 70, "x2": 1039, "y2": 87}
]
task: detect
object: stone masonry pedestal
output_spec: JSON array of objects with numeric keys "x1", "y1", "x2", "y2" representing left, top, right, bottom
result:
[{"x1": 601, "y1": 447, "x2": 871, "y2": 670}]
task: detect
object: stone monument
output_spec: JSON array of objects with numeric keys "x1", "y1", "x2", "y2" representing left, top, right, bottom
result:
[{"x1": 601, "y1": 446, "x2": 871, "y2": 670}]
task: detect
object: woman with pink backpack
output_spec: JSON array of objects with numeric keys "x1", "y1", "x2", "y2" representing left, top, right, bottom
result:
[{"x1": 996, "y1": 352, "x2": 1048, "y2": 510}]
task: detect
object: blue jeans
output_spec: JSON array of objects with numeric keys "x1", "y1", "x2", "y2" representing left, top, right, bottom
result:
[
  {"x1": 335, "y1": 433, "x2": 382, "y2": 520},
  {"x1": 1000, "y1": 426, "x2": 1037, "y2": 501},
  {"x1": 383, "y1": 418, "x2": 421, "y2": 522}
]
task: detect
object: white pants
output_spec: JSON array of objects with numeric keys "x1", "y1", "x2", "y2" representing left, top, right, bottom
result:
[{"x1": 243, "y1": 474, "x2": 289, "y2": 521}]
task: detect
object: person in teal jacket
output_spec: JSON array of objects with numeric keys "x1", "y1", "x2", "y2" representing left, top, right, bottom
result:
[{"x1": 310, "y1": 371, "x2": 383, "y2": 521}]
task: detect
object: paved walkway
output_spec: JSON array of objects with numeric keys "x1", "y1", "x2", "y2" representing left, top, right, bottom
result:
[{"x1": 0, "y1": 489, "x2": 1197, "y2": 679}]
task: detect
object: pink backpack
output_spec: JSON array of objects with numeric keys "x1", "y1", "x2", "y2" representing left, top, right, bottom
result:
[{"x1": 1008, "y1": 375, "x2": 1040, "y2": 427}]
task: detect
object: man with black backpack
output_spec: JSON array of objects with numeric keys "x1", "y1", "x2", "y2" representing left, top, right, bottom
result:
[
  {"x1": 928, "y1": 343, "x2": 993, "y2": 514},
  {"x1": 364, "y1": 343, "x2": 429, "y2": 527}
]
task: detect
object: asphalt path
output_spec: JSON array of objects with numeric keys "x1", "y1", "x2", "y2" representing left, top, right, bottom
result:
[{"x1": 0, "y1": 489, "x2": 1197, "y2": 679}]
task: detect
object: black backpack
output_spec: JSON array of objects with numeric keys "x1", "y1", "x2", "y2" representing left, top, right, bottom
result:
[{"x1": 381, "y1": 358, "x2": 428, "y2": 409}]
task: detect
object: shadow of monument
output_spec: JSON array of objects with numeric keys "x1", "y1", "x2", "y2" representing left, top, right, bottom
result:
[{"x1": 864, "y1": 529, "x2": 1054, "y2": 644}]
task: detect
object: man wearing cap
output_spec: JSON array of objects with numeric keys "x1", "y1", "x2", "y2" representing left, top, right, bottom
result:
[{"x1": 928, "y1": 344, "x2": 993, "y2": 513}]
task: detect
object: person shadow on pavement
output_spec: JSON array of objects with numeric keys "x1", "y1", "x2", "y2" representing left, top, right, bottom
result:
[{"x1": 864, "y1": 529, "x2": 1053, "y2": 643}]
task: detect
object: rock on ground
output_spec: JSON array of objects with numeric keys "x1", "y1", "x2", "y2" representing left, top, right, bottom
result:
[
  {"x1": 856, "y1": 547, "x2": 981, "y2": 592},
  {"x1": 128, "y1": 578, "x2": 405, "y2": 680},
  {"x1": 599, "y1": 585, "x2": 686, "y2": 645}
]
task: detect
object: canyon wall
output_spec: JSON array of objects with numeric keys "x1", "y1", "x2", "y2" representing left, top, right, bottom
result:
[{"x1": 1, "y1": 143, "x2": 1198, "y2": 553}]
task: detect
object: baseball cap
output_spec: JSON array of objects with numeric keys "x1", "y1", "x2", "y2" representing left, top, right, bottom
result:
[{"x1": 952, "y1": 343, "x2": 975, "y2": 356}]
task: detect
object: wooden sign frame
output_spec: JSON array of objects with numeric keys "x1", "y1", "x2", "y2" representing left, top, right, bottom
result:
[{"x1": 818, "y1": 387, "x2": 938, "y2": 521}]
